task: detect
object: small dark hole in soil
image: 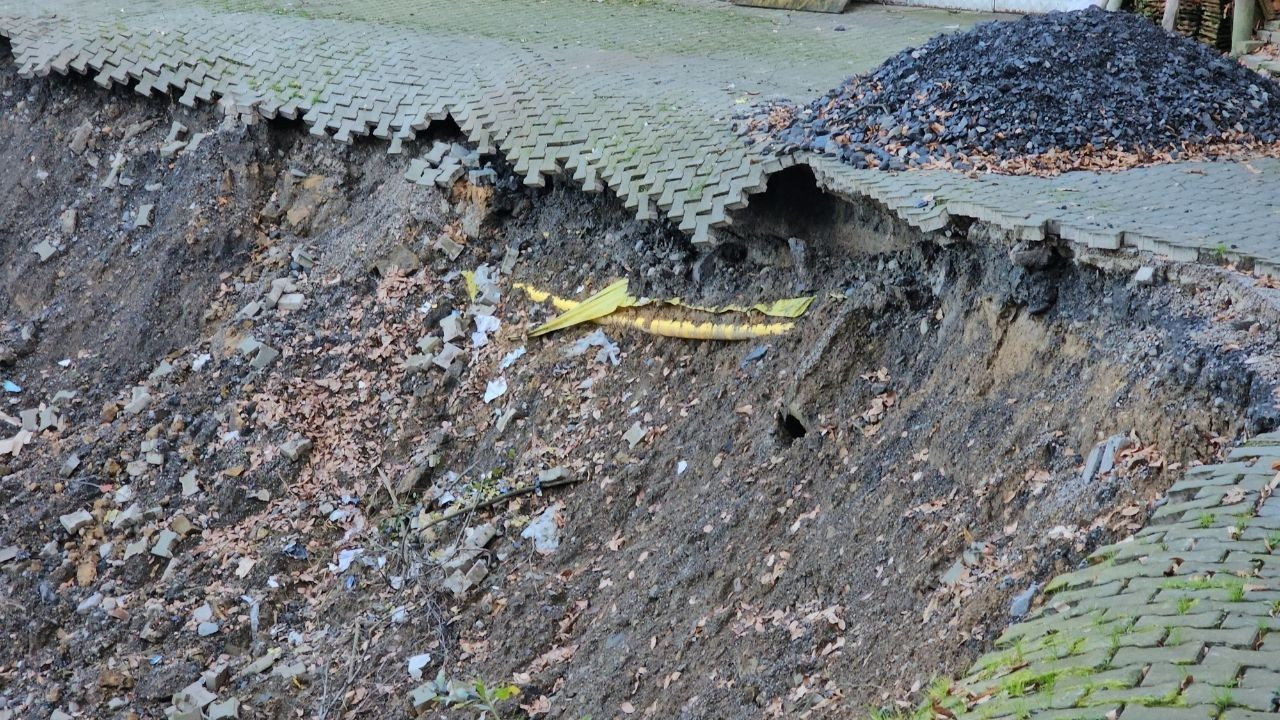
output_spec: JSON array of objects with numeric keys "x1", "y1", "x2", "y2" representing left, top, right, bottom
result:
[
  {"x1": 717, "y1": 242, "x2": 747, "y2": 264},
  {"x1": 777, "y1": 411, "x2": 807, "y2": 444}
]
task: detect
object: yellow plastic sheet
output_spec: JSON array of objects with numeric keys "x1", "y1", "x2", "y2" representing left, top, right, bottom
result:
[
  {"x1": 525, "y1": 279, "x2": 635, "y2": 337},
  {"x1": 461, "y1": 270, "x2": 479, "y2": 302},
  {"x1": 663, "y1": 296, "x2": 815, "y2": 319},
  {"x1": 515, "y1": 280, "x2": 813, "y2": 340}
]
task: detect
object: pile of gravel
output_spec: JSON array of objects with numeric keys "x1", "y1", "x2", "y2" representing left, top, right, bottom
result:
[{"x1": 747, "y1": 8, "x2": 1280, "y2": 172}]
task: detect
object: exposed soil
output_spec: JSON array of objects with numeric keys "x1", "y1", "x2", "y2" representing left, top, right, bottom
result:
[
  {"x1": 2, "y1": 54, "x2": 1280, "y2": 720},
  {"x1": 748, "y1": 8, "x2": 1280, "y2": 174}
]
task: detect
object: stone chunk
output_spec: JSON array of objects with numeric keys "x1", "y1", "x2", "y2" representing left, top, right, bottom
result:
[
  {"x1": 69, "y1": 121, "x2": 93, "y2": 154},
  {"x1": 151, "y1": 529, "x2": 180, "y2": 558},
  {"x1": 250, "y1": 345, "x2": 280, "y2": 370},
  {"x1": 121, "y1": 386, "x2": 152, "y2": 416},
  {"x1": 276, "y1": 293, "x2": 305, "y2": 311},
  {"x1": 291, "y1": 245, "x2": 315, "y2": 269},
  {"x1": 112, "y1": 503, "x2": 143, "y2": 530},
  {"x1": 59, "y1": 454, "x2": 80, "y2": 478},
  {"x1": 424, "y1": 142, "x2": 449, "y2": 166},
  {"x1": 439, "y1": 313, "x2": 463, "y2": 342},
  {"x1": 32, "y1": 239, "x2": 59, "y2": 262},
  {"x1": 76, "y1": 592, "x2": 103, "y2": 614},
  {"x1": 203, "y1": 663, "x2": 230, "y2": 692},
  {"x1": 123, "y1": 539, "x2": 147, "y2": 560},
  {"x1": 432, "y1": 343, "x2": 463, "y2": 370},
  {"x1": 537, "y1": 466, "x2": 568, "y2": 484},
  {"x1": 372, "y1": 245, "x2": 421, "y2": 276},
  {"x1": 173, "y1": 678, "x2": 216, "y2": 711},
  {"x1": 435, "y1": 233, "x2": 464, "y2": 260},
  {"x1": 280, "y1": 437, "x2": 313, "y2": 461},
  {"x1": 60, "y1": 509, "x2": 94, "y2": 534},
  {"x1": 266, "y1": 277, "x2": 297, "y2": 307},
  {"x1": 58, "y1": 208, "x2": 77, "y2": 236},
  {"x1": 234, "y1": 648, "x2": 281, "y2": 680},
  {"x1": 623, "y1": 422, "x2": 646, "y2": 449},
  {"x1": 274, "y1": 662, "x2": 306, "y2": 681},
  {"x1": 207, "y1": 698, "x2": 240, "y2": 720},
  {"x1": 468, "y1": 167, "x2": 497, "y2": 185},
  {"x1": 435, "y1": 162, "x2": 465, "y2": 188}
]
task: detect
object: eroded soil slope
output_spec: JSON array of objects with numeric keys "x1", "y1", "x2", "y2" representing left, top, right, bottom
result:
[{"x1": 1, "y1": 61, "x2": 1279, "y2": 720}]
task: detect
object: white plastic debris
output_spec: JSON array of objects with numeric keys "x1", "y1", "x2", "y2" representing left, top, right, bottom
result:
[
  {"x1": 471, "y1": 263, "x2": 501, "y2": 305},
  {"x1": 483, "y1": 377, "x2": 508, "y2": 404},
  {"x1": 241, "y1": 595, "x2": 260, "y2": 634},
  {"x1": 520, "y1": 503, "x2": 564, "y2": 555},
  {"x1": 566, "y1": 329, "x2": 620, "y2": 365},
  {"x1": 499, "y1": 346, "x2": 526, "y2": 369},
  {"x1": 407, "y1": 653, "x2": 432, "y2": 680},
  {"x1": 471, "y1": 314, "x2": 500, "y2": 347},
  {"x1": 330, "y1": 548, "x2": 362, "y2": 573}
]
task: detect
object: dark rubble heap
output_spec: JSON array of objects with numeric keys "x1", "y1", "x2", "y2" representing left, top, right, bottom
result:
[{"x1": 748, "y1": 8, "x2": 1280, "y2": 173}]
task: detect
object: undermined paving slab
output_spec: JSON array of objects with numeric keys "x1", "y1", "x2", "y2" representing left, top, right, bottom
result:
[{"x1": 4, "y1": 2, "x2": 1280, "y2": 719}]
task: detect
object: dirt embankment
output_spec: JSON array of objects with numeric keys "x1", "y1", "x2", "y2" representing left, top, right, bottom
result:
[{"x1": 1, "y1": 57, "x2": 1279, "y2": 720}]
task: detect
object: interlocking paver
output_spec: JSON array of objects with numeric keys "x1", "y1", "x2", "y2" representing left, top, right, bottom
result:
[{"x1": 3, "y1": 0, "x2": 1280, "y2": 263}]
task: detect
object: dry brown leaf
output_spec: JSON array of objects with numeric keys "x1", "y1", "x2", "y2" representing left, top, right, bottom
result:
[{"x1": 520, "y1": 696, "x2": 551, "y2": 717}]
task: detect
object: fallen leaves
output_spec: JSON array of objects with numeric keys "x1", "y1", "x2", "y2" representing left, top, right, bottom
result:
[
  {"x1": 520, "y1": 696, "x2": 552, "y2": 717},
  {"x1": 904, "y1": 498, "x2": 948, "y2": 518},
  {"x1": 859, "y1": 390, "x2": 897, "y2": 437},
  {"x1": 759, "y1": 550, "x2": 792, "y2": 586},
  {"x1": 788, "y1": 505, "x2": 821, "y2": 535},
  {"x1": 528, "y1": 644, "x2": 578, "y2": 674}
]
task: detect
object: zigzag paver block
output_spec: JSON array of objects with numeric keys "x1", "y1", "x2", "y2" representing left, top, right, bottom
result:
[{"x1": 5, "y1": 0, "x2": 1280, "y2": 265}]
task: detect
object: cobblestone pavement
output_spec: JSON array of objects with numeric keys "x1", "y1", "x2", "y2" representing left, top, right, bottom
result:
[
  {"x1": 0, "y1": 0, "x2": 999, "y2": 243},
  {"x1": 950, "y1": 432, "x2": 1280, "y2": 720},
  {"x1": 4, "y1": 2, "x2": 1280, "y2": 715},
  {"x1": 4, "y1": 0, "x2": 1280, "y2": 273}
]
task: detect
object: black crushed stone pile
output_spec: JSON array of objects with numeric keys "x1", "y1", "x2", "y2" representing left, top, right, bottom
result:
[{"x1": 747, "y1": 8, "x2": 1280, "y2": 173}]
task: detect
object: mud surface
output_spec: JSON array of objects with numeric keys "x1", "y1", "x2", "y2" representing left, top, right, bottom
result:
[
  {"x1": 750, "y1": 8, "x2": 1280, "y2": 173},
  {"x1": 1, "y1": 59, "x2": 1280, "y2": 720}
]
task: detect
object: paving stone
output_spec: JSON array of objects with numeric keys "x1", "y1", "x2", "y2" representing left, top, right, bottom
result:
[
  {"x1": 1118, "y1": 706, "x2": 1221, "y2": 720},
  {"x1": 1183, "y1": 683, "x2": 1276, "y2": 712},
  {"x1": 4, "y1": 1, "x2": 1278, "y2": 262}
]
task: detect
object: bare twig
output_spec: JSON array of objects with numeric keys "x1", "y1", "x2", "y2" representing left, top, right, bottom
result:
[{"x1": 420, "y1": 476, "x2": 584, "y2": 530}]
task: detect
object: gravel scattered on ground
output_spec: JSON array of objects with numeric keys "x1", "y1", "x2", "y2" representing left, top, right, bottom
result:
[{"x1": 747, "y1": 8, "x2": 1280, "y2": 174}]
